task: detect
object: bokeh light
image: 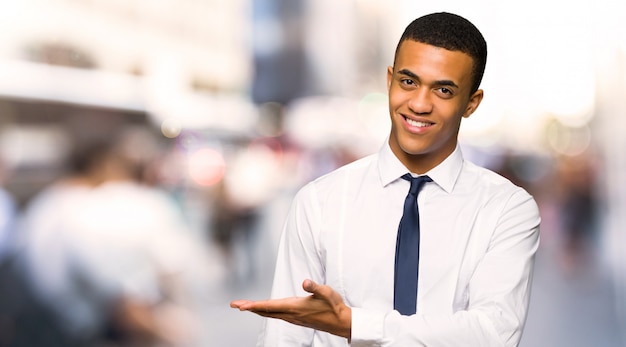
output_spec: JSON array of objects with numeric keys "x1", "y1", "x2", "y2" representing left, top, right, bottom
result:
[
  {"x1": 160, "y1": 118, "x2": 182, "y2": 138},
  {"x1": 187, "y1": 148, "x2": 225, "y2": 187}
]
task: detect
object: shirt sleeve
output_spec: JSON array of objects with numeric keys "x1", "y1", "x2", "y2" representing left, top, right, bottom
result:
[
  {"x1": 258, "y1": 183, "x2": 326, "y2": 347},
  {"x1": 351, "y1": 188, "x2": 541, "y2": 347}
]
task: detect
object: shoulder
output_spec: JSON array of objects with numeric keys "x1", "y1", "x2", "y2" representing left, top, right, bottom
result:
[
  {"x1": 462, "y1": 160, "x2": 526, "y2": 191},
  {"x1": 461, "y1": 160, "x2": 538, "y2": 213}
]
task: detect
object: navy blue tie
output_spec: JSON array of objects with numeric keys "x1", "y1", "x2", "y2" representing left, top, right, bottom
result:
[{"x1": 394, "y1": 174, "x2": 431, "y2": 315}]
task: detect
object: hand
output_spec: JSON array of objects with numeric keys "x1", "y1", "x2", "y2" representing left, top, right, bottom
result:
[{"x1": 230, "y1": 279, "x2": 352, "y2": 339}]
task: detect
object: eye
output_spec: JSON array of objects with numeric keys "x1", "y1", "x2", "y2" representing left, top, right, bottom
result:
[
  {"x1": 399, "y1": 78, "x2": 417, "y2": 90},
  {"x1": 435, "y1": 87, "x2": 455, "y2": 99}
]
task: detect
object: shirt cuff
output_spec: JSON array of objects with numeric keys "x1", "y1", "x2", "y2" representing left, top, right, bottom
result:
[{"x1": 350, "y1": 307, "x2": 385, "y2": 347}]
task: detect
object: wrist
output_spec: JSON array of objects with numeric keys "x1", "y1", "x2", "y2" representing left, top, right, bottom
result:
[{"x1": 340, "y1": 305, "x2": 352, "y2": 339}]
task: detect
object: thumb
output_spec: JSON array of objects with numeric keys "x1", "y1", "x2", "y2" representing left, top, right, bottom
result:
[
  {"x1": 302, "y1": 279, "x2": 318, "y2": 294},
  {"x1": 302, "y1": 279, "x2": 346, "y2": 308},
  {"x1": 303, "y1": 279, "x2": 333, "y2": 300}
]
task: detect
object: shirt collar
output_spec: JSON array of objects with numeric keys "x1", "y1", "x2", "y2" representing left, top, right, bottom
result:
[{"x1": 378, "y1": 137, "x2": 463, "y2": 194}]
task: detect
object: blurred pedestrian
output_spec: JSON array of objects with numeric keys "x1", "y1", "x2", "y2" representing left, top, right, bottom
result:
[
  {"x1": 0, "y1": 184, "x2": 16, "y2": 264},
  {"x1": 0, "y1": 157, "x2": 20, "y2": 346},
  {"x1": 17, "y1": 129, "x2": 209, "y2": 347},
  {"x1": 554, "y1": 153, "x2": 599, "y2": 272}
]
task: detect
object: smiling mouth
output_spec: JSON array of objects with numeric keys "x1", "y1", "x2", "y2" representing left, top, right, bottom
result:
[{"x1": 404, "y1": 116, "x2": 433, "y2": 128}]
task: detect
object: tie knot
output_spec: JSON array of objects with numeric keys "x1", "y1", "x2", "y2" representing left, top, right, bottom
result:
[{"x1": 401, "y1": 174, "x2": 432, "y2": 196}]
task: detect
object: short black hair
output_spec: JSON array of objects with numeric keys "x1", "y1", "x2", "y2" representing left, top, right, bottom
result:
[{"x1": 394, "y1": 12, "x2": 487, "y2": 94}]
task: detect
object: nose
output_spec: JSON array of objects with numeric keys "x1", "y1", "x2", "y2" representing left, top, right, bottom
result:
[{"x1": 407, "y1": 88, "x2": 433, "y2": 114}]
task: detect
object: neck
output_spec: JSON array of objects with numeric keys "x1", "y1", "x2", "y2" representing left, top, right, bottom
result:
[{"x1": 388, "y1": 138, "x2": 456, "y2": 174}]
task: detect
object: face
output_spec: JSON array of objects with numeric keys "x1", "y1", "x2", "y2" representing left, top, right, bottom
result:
[{"x1": 387, "y1": 40, "x2": 483, "y2": 174}]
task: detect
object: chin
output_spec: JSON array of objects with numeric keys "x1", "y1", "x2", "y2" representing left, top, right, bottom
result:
[
  {"x1": 400, "y1": 145, "x2": 430, "y2": 157},
  {"x1": 395, "y1": 134, "x2": 427, "y2": 155}
]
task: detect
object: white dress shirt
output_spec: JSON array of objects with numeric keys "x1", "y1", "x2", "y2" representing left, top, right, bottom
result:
[{"x1": 260, "y1": 140, "x2": 541, "y2": 347}]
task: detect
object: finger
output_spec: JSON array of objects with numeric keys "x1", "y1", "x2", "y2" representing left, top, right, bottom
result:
[
  {"x1": 230, "y1": 300, "x2": 252, "y2": 309},
  {"x1": 238, "y1": 298, "x2": 296, "y2": 313},
  {"x1": 303, "y1": 279, "x2": 334, "y2": 300},
  {"x1": 302, "y1": 279, "x2": 316, "y2": 293}
]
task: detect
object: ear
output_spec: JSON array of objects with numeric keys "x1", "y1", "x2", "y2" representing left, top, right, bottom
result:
[
  {"x1": 386, "y1": 66, "x2": 393, "y2": 91},
  {"x1": 463, "y1": 89, "x2": 484, "y2": 118}
]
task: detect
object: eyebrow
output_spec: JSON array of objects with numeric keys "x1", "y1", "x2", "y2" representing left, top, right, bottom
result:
[{"x1": 397, "y1": 68, "x2": 459, "y2": 89}]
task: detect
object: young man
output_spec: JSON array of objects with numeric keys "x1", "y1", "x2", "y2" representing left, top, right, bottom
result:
[{"x1": 232, "y1": 12, "x2": 540, "y2": 346}]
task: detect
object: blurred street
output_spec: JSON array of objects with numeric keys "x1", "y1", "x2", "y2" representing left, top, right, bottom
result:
[{"x1": 523, "y1": 244, "x2": 623, "y2": 347}]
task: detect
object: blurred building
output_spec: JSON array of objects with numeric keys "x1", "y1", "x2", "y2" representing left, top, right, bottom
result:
[{"x1": 0, "y1": 0, "x2": 255, "y2": 206}]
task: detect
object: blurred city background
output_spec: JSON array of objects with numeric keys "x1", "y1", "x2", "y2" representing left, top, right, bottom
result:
[{"x1": 0, "y1": 0, "x2": 624, "y2": 346}]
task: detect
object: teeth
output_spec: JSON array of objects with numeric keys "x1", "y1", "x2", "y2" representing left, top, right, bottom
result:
[{"x1": 406, "y1": 118, "x2": 431, "y2": 127}]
